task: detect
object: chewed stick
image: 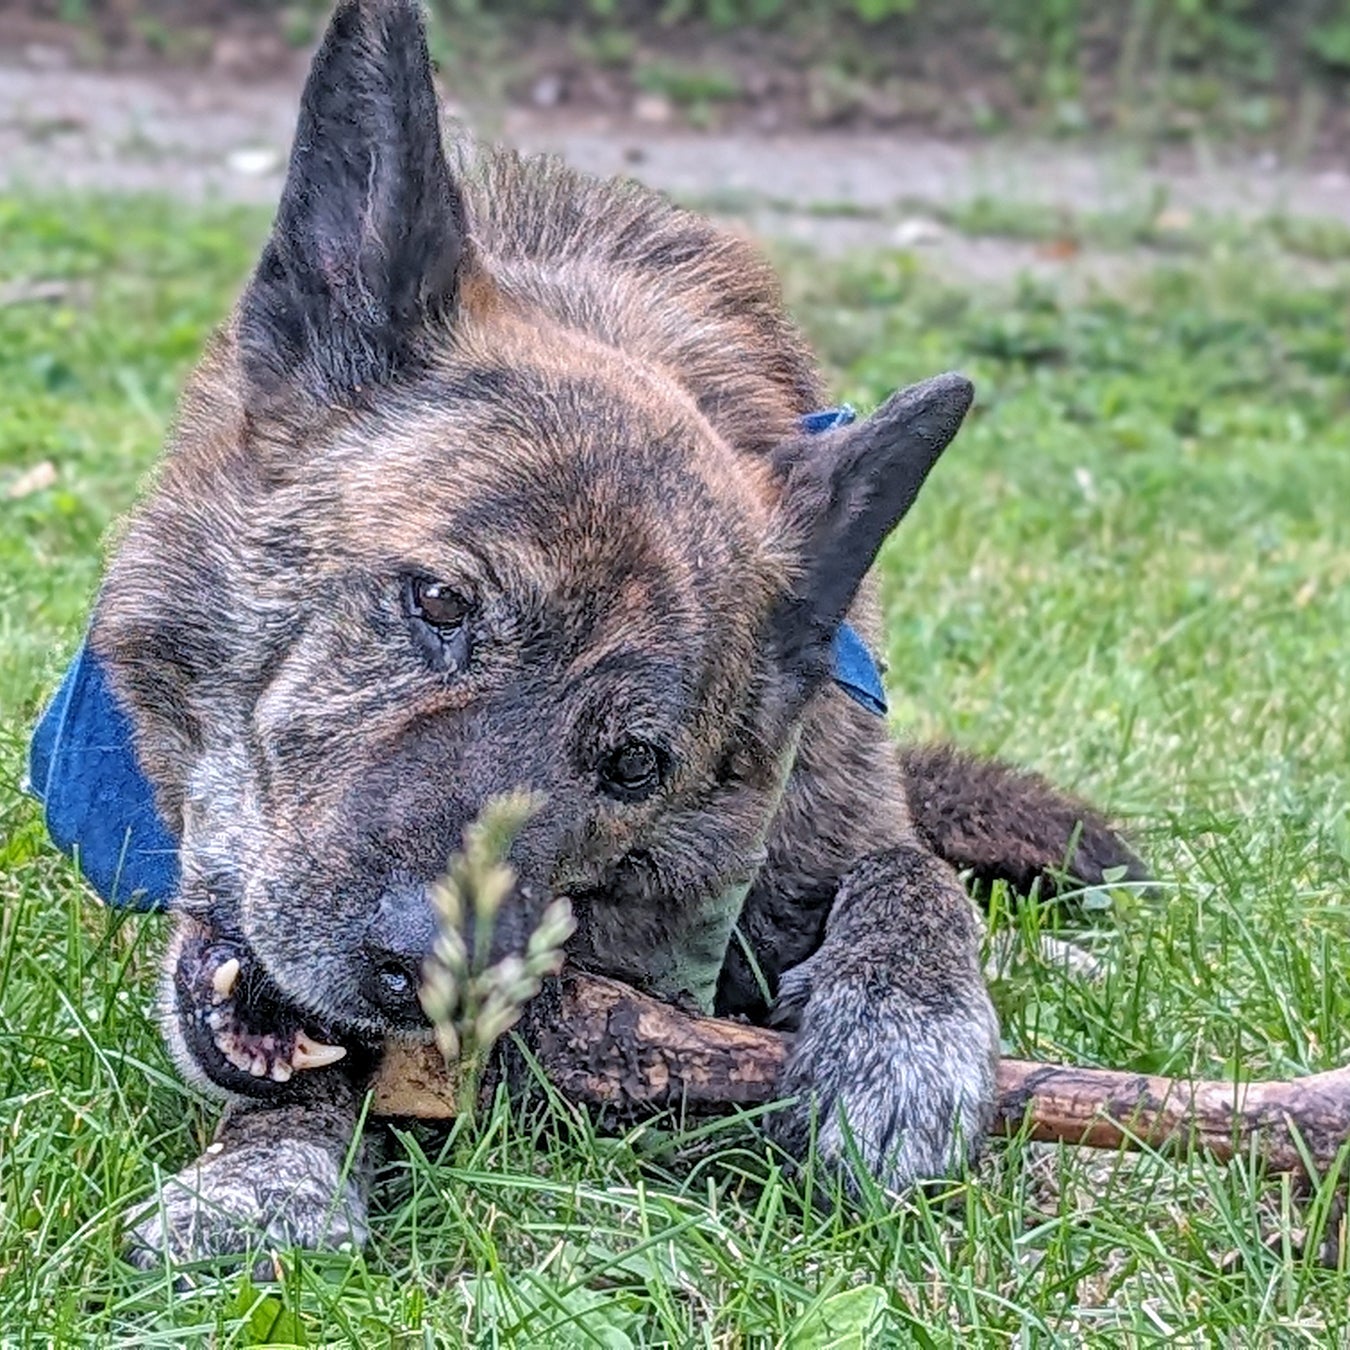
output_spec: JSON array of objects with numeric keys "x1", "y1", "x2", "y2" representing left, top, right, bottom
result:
[{"x1": 375, "y1": 969, "x2": 1350, "y2": 1175}]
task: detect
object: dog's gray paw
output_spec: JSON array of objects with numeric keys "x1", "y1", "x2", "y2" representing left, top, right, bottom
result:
[
  {"x1": 770, "y1": 944, "x2": 999, "y2": 1193},
  {"x1": 125, "y1": 1135, "x2": 367, "y2": 1271}
]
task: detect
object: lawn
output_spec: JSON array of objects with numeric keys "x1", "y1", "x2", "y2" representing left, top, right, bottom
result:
[{"x1": 1, "y1": 191, "x2": 1348, "y2": 1346}]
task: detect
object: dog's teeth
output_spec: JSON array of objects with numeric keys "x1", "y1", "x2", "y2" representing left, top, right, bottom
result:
[
  {"x1": 216, "y1": 1029, "x2": 253, "y2": 1073},
  {"x1": 211, "y1": 958, "x2": 241, "y2": 1001},
  {"x1": 249, "y1": 1054, "x2": 268, "y2": 1077},
  {"x1": 270, "y1": 1060, "x2": 293, "y2": 1083},
  {"x1": 291, "y1": 1031, "x2": 347, "y2": 1070}
]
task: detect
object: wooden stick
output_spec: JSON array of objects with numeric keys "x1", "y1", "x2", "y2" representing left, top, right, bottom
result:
[{"x1": 373, "y1": 971, "x2": 1350, "y2": 1175}]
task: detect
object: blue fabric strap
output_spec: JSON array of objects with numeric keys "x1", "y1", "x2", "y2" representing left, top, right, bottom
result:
[
  {"x1": 830, "y1": 621, "x2": 888, "y2": 717},
  {"x1": 26, "y1": 642, "x2": 179, "y2": 911},
  {"x1": 802, "y1": 405, "x2": 890, "y2": 719},
  {"x1": 26, "y1": 405, "x2": 887, "y2": 911}
]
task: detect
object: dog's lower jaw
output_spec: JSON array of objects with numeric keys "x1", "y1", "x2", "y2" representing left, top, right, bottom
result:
[
  {"x1": 162, "y1": 917, "x2": 358, "y2": 1104},
  {"x1": 125, "y1": 1073, "x2": 368, "y2": 1272},
  {"x1": 767, "y1": 844, "x2": 1000, "y2": 1194}
]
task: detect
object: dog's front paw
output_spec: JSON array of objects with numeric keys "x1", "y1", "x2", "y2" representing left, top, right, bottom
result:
[
  {"x1": 125, "y1": 1133, "x2": 368, "y2": 1271},
  {"x1": 769, "y1": 946, "x2": 999, "y2": 1194}
]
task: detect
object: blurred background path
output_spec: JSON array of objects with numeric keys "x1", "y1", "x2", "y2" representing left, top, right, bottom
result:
[{"x1": 3, "y1": 48, "x2": 1348, "y2": 289}]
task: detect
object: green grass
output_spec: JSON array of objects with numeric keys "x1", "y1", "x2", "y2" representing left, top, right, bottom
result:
[{"x1": 1, "y1": 190, "x2": 1349, "y2": 1344}]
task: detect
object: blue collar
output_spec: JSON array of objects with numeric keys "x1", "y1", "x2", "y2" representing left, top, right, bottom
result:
[
  {"x1": 804, "y1": 405, "x2": 890, "y2": 719},
  {"x1": 27, "y1": 408, "x2": 886, "y2": 911},
  {"x1": 26, "y1": 640, "x2": 178, "y2": 911}
]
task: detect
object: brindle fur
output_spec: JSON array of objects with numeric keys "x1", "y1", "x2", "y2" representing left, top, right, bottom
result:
[{"x1": 93, "y1": 0, "x2": 1144, "y2": 1266}]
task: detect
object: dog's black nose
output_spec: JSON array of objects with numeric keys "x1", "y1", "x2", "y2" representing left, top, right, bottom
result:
[
  {"x1": 363, "y1": 952, "x2": 425, "y2": 1018},
  {"x1": 362, "y1": 885, "x2": 436, "y2": 1021}
]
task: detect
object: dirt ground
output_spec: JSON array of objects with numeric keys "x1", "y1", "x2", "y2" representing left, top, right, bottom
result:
[{"x1": 2, "y1": 48, "x2": 1349, "y2": 287}]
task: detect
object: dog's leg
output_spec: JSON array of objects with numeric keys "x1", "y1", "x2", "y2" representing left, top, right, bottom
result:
[
  {"x1": 768, "y1": 844, "x2": 999, "y2": 1192},
  {"x1": 126, "y1": 919, "x2": 369, "y2": 1269},
  {"x1": 125, "y1": 1081, "x2": 368, "y2": 1272}
]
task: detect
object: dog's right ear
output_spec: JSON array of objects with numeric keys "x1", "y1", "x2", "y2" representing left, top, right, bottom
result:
[{"x1": 238, "y1": 0, "x2": 466, "y2": 407}]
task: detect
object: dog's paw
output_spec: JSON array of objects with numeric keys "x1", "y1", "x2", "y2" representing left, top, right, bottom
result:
[
  {"x1": 769, "y1": 947, "x2": 999, "y2": 1194},
  {"x1": 172, "y1": 935, "x2": 349, "y2": 1099},
  {"x1": 125, "y1": 1135, "x2": 368, "y2": 1272}
]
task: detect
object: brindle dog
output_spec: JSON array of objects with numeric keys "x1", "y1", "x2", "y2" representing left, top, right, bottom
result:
[{"x1": 90, "y1": 0, "x2": 1143, "y2": 1263}]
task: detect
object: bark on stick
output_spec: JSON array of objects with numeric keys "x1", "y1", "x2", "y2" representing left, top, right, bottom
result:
[{"x1": 374, "y1": 971, "x2": 1350, "y2": 1175}]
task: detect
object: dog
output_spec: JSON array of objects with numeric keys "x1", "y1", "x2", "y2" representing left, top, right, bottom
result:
[{"x1": 50, "y1": 0, "x2": 1143, "y2": 1263}]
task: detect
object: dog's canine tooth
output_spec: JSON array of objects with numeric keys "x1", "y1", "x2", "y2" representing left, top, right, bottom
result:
[
  {"x1": 291, "y1": 1031, "x2": 347, "y2": 1070},
  {"x1": 211, "y1": 958, "x2": 241, "y2": 1002}
]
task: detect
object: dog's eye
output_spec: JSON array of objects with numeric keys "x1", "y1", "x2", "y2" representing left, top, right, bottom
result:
[
  {"x1": 404, "y1": 575, "x2": 473, "y2": 671},
  {"x1": 600, "y1": 740, "x2": 663, "y2": 801},
  {"x1": 407, "y1": 577, "x2": 470, "y2": 632}
]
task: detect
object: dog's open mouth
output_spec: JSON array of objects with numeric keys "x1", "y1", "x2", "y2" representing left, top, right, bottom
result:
[{"x1": 174, "y1": 935, "x2": 349, "y2": 1098}]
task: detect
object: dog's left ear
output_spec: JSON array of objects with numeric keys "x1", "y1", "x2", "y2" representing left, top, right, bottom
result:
[
  {"x1": 769, "y1": 372, "x2": 973, "y2": 695},
  {"x1": 239, "y1": 0, "x2": 466, "y2": 406}
]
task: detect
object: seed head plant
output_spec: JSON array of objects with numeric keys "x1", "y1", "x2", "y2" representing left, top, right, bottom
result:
[{"x1": 419, "y1": 792, "x2": 576, "y2": 1116}]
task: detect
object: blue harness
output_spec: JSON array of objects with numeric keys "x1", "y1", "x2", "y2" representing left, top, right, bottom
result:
[{"x1": 26, "y1": 407, "x2": 887, "y2": 912}]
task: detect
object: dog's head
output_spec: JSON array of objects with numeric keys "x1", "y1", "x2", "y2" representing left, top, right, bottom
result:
[{"x1": 93, "y1": 0, "x2": 971, "y2": 1033}]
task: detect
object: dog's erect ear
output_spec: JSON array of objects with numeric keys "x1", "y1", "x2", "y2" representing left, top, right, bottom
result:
[
  {"x1": 238, "y1": 0, "x2": 466, "y2": 405},
  {"x1": 769, "y1": 372, "x2": 973, "y2": 691}
]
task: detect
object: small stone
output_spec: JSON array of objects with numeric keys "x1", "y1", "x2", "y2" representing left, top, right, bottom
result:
[
  {"x1": 0, "y1": 280, "x2": 72, "y2": 307},
  {"x1": 210, "y1": 35, "x2": 254, "y2": 76},
  {"x1": 1153, "y1": 207, "x2": 1193, "y2": 233},
  {"x1": 633, "y1": 94, "x2": 673, "y2": 125},
  {"x1": 6, "y1": 461, "x2": 57, "y2": 500},
  {"x1": 227, "y1": 146, "x2": 283, "y2": 178},
  {"x1": 23, "y1": 44, "x2": 71, "y2": 71},
  {"x1": 211, "y1": 32, "x2": 288, "y2": 79},
  {"x1": 531, "y1": 73, "x2": 564, "y2": 109},
  {"x1": 891, "y1": 217, "x2": 945, "y2": 248},
  {"x1": 753, "y1": 104, "x2": 782, "y2": 133}
]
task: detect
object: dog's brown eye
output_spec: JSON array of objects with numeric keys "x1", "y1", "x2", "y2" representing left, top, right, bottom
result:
[
  {"x1": 600, "y1": 741, "x2": 663, "y2": 801},
  {"x1": 404, "y1": 575, "x2": 474, "y2": 672},
  {"x1": 408, "y1": 578, "x2": 470, "y2": 632}
]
